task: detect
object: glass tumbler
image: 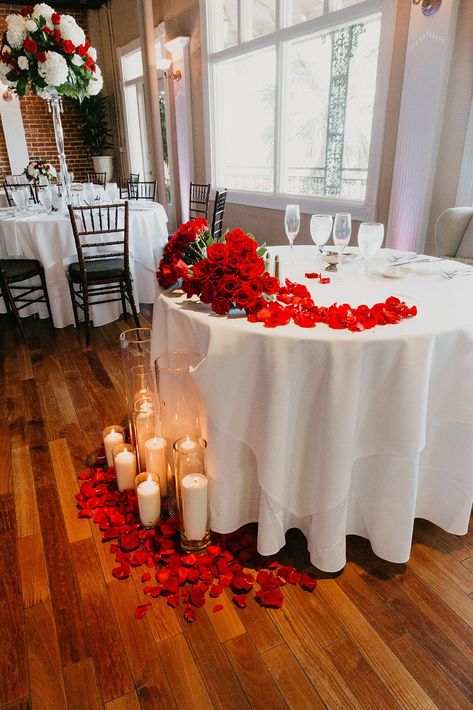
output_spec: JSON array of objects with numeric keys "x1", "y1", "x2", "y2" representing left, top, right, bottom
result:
[
  {"x1": 174, "y1": 436, "x2": 210, "y2": 551},
  {"x1": 120, "y1": 328, "x2": 151, "y2": 444}
]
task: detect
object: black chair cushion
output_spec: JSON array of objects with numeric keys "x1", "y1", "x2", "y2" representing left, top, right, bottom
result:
[
  {"x1": 68, "y1": 257, "x2": 126, "y2": 283},
  {"x1": 0, "y1": 257, "x2": 42, "y2": 282}
]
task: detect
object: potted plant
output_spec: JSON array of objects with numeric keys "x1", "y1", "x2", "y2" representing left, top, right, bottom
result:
[{"x1": 78, "y1": 93, "x2": 114, "y2": 181}]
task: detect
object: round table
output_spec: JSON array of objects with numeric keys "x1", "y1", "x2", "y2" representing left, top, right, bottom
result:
[
  {"x1": 0, "y1": 201, "x2": 168, "y2": 327},
  {"x1": 151, "y1": 246, "x2": 473, "y2": 572}
]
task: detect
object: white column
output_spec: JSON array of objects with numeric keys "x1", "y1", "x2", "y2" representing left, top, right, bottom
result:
[
  {"x1": 164, "y1": 36, "x2": 194, "y2": 223},
  {"x1": 136, "y1": 0, "x2": 168, "y2": 208},
  {"x1": 0, "y1": 88, "x2": 29, "y2": 172},
  {"x1": 456, "y1": 99, "x2": 473, "y2": 207},
  {"x1": 386, "y1": 0, "x2": 459, "y2": 252}
]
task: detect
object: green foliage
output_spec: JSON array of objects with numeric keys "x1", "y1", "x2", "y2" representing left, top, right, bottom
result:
[{"x1": 77, "y1": 94, "x2": 113, "y2": 156}]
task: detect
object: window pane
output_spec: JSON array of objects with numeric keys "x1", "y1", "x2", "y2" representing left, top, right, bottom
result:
[
  {"x1": 121, "y1": 49, "x2": 143, "y2": 82},
  {"x1": 210, "y1": 0, "x2": 238, "y2": 53},
  {"x1": 124, "y1": 83, "x2": 146, "y2": 177},
  {"x1": 247, "y1": 0, "x2": 276, "y2": 39},
  {"x1": 330, "y1": 0, "x2": 365, "y2": 10},
  {"x1": 285, "y1": 0, "x2": 323, "y2": 27},
  {"x1": 281, "y1": 18, "x2": 380, "y2": 200},
  {"x1": 213, "y1": 48, "x2": 276, "y2": 192}
]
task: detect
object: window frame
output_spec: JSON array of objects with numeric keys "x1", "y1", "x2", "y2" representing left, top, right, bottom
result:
[{"x1": 200, "y1": 0, "x2": 397, "y2": 219}]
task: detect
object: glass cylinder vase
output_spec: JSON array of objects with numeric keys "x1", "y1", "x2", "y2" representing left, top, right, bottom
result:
[
  {"x1": 120, "y1": 328, "x2": 152, "y2": 444},
  {"x1": 135, "y1": 472, "x2": 161, "y2": 528},
  {"x1": 133, "y1": 396, "x2": 156, "y2": 473},
  {"x1": 48, "y1": 96, "x2": 72, "y2": 205},
  {"x1": 174, "y1": 436, "x2": 210, "y2": 551}
]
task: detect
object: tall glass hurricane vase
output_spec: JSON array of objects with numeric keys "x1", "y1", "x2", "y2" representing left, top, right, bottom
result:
[
  {"x1": 120, "y1": 328, "x2": 152, "y2": 444},
  {"x1": 49, "y1": 97, "x2": 72, "y2": 206}
]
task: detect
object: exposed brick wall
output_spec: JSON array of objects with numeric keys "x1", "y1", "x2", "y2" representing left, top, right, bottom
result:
[{"x1": 0, "y1": 4, "x2": 94, "y2": 181}]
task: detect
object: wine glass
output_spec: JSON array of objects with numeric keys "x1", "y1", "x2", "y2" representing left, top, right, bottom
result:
[
  {"x1": 333, "y1": 213, "x2": 352, "y2": 274},
  {"x1": 310, "y1": 214, "x2": 332, "y2": 264},
  {"x1": 83, "y1": 182, "x2": 96, "y2": 206},
  {"x1": 105, "y1": 182, "x2": 119, "y2": 203},
  {"x1": 38, "y1": 187, "x2": 53, "y2": 212},
  {"x1": 12, "y1": 187, "x2": 28, "y2": 214},
  {"x1": 358, "y1": 222, "x2": 384, "y2": 275},
  {"x1": 284, "y1": 205, "x2": 300, "y2": 253}
]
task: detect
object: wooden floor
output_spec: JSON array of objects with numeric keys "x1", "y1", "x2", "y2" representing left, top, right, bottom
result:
[{"x1": 1, "y1": 309, "x2": 473, "y2": 710}]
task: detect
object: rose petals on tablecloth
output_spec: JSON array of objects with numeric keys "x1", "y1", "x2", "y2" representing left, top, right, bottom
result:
[{"x1": 76, "y1": 465, "x2": 320, "y2": 623}]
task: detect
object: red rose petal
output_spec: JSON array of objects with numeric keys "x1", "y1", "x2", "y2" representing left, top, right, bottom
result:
[
  {"x1": 299, "y1": 573, "x2": 317, "y2": 592},
  {"x1": 167, "y1": 594, "x2": 180, "y2": 608},
  {"x1": 255, "y1": 587, "x2": 284, "y2": 609},
  {"x1": 232, "y1": 595, "x2": 247, "y2": 609},
  {"x1": 134, "y1": 603, "x2": 151, "y2": 620},
  {"x1": 183, "y1": 605, "x2": 195, "y2": 623},
  {"x1": 213, "y1": 604, "x2": 224, "y2": 613},
  {"x1": 112, "y1": 565, "x2": 130, "y2": 580},
  {"x1": 141, "y1": 572, "x2": 151, "y2": 583},
  {"x1": 78, "y1": 509, "x2": 94, "y2": 518},
  {"x1": 209, "y1": 584, "x2": 222, "y2": 598},
  {"x1": 305, "y1": 272, "x2": 319, "y2": 279},
  {"x1": 78, "y1": 471, "x2": 91, "y2": 480}
]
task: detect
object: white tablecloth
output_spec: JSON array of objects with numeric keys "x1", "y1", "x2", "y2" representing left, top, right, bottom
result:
[
  {"x1": 151, "y1": 246, "x2": 473, "y2": 572},
  {"x1": 0, "y1": 202, "x2": 168, "y2": 327}
]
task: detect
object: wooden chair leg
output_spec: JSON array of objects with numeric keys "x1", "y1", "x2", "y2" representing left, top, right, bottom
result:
[
  {"x1": 3, "y1": 280, "x2": 27, "y2": 342},
  {"x1": 83, "y1": 283, "x2": 91, "y2": 346},
  {"x1": 68, "y1": 278, "x2": 80, "y2": 329},
  {"x1": 125, "y1": 280, "x2": 140, "y2": 328},
  {"x1": 120, "y1": 283, "x2": 128, "y2": 320},
  {"x1": 39, "y1": 268, "x2": 54, "y2": 327}
]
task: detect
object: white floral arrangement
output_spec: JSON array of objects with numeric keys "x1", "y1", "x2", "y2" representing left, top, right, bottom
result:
[
  {"x1": 24, "y1": 158, "x2": 58, "y2": 183},
  {"x1": 0, "y1": 3, "x2": 102, "y2": 101}
]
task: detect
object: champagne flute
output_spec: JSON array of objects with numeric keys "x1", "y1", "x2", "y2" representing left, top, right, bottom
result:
[
  {"x1": 12, "y1": 187, "x2": 28, "y2": 215},
  {"x1": 358, "y1": 222, "x2": 384, "y2": 275},
  {"x1": 333, "y1": 213, "x2": 352, "y2": 275},
  {"x1": 284, "y1": 205, "x2": 300, "y2": 254},
  {"x1": 38, "y1": 187, "x2": 53, "y2": 212},
  {"x1": 310, "y1": 214, "x2": 332, "y2": 264}
]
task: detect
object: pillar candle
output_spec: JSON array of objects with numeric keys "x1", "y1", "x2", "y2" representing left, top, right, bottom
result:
[
  {"x1": 137, "y1": 473, "x2": 161, "y2": 527},
  {"x1": 135, "y1": 405, "x2": 154, "y2": 471},
  {"x1": 103, "y1": 427, "x2": 124, "y2": 468},
  {"x1": 144, "y1": 437, "x2": 167, "y2": 497},
  {"x1": 114, "y1": 448, "x2": 137, "y2": 492},
  {"x1": 181, "y1": 473, "x2": 208, "y2": 542}
]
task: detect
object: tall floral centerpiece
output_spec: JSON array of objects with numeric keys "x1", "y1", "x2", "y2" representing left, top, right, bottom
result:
[{"x1": 0, "y1": 4, "x2": 103, "y2": 204}]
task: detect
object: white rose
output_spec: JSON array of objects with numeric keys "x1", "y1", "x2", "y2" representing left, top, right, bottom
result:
[
  {"x1": 25, "y1": 19, "x2": 37, "y2": 32},
  {"x1": 32, "y1": 4, "x2": 54, "y2": 25},
  {"x1": 18, "y1": 56, "x2": 29, "y2": 71},
  {"x1": 88, "y1": 47, "x2": 97, "y2": 61},
  {"x1": 38, "y1": 51, "x2": 69, "y2": 87},
  {"x1": 6, "y1": 16, "x2": 27, "y2": 50},
  {"x1": 71, "y1": 54, "x2": 83, "y2": 67},
  {"x1": 88, "y1": 65, "x2": 103, "y2": 96},
  {"x1": 59, "y1": 15, "x2": 85, "y2": 47}
]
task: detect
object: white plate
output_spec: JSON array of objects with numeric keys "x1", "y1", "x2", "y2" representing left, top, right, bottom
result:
[{"x1": 376, "y1": 266, "x2": 411, "y2": 279}]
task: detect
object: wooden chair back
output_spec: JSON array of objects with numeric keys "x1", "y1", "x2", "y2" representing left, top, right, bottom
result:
[
  {"x1": 130, "y1": 173, "x2": 140, "y2": 183},
  {"x1": 67, "y1": 202, "x2": 130, "y2": 282},
  {"x1": 86, "y1": 171, "x2": 107, "y2": 187},
  {"x1": 211, "y1": 188, "x2": 228, "y2": 240},
  {"x1": 4, "y1": 181, "x2": 37, "y2": 206},
  {"x1": 189, "y1": 182, "x2": 211, "y2": 219},
  {"x1": 4, "y1": 174, "x2": 28, "y2": 185},
  {"x1": 129, "y1": 180, "x2": 156, "y2": 201}
]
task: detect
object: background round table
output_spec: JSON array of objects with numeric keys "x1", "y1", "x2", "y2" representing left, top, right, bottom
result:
[
  {"x1": 151, "y1": 246, "x2": 473, "y2": 572},
  {"x1": 0, "y1": 201, "x2": 168, "y2": 327}
]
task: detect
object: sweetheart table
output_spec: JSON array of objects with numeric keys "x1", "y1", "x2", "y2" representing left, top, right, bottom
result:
[
  {"x1": 0, "y1": 202, "x2": 168, "y2": 327},
  {"x1": 151, "y1": 246, "x2": 473, "y2": 572}
]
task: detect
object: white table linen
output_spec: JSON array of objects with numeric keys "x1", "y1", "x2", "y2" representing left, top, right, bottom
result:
[
  {"x1": 151, "y1": 246, "x2": 473, "y2": 572},
  {"x1": 0, "y1": 202, "x2": 168, "y2": 327}
]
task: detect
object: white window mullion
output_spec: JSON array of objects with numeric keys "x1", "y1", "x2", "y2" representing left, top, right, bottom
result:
[{"x1": 274, "y1": 38, "x2": 286, "y2": 196}]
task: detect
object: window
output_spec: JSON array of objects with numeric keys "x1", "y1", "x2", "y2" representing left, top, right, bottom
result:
[{"x1": 203, "y1": 0, "x2": 393, "y2": 217}]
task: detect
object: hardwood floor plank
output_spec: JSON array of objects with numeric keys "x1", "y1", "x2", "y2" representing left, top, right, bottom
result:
[
  {"x1": 49, "y1": 438, "x2": 91, "y2": 543},
  {"x1": 18, "y1": 533, "x2": 50, "y2": 608},
  {"x1": 17, "y1": 343, "x2": 33, "y2": 380},
  {"x1": 157, "y1": 634, "x2": 213, "y2": 709},
  {"x1": 0, "y1": 491, "x2": 15, "y2": 534},
  {"x1": 316, "y1": 579, "x2": 436, "y2": 709},
  {"x1": 71, "y1": 538, "x2": 134, "y2": 702},
  {"x1": 64, "y1": 658, "x2": 103, "y2": 710},
  {"x1": 262, "y1": 644, "x2": 325, "y2": 710},
  {"x1": 283, "y1": 581, "x2": 346, "y2": 648},
  {"x1": 44, "y1": 355, "x2": 80, "y2": 428},
  {"x1": 0, "y1": 420, "x2": 12, "y2": 494},
  {"x1": 107, "y1": 578, "x2": 176, "y2": 710},
  {"x1": 463, "y1": 556, "x2": 473, "y2": 573},
  {"x1": 415, "y1": 519, "x2": 473, "y2": 562},
  {"x1": 391, "y1": 632, "x2": 472, "y2": 710},
  {"x1": 36, "y1": 484, "x2": 91, "y2": 666},
  {"x1": 225, "y1": 589, "x2": 283, "y2": 654},
  {"x1": 224, "y1": 633, "x2": 288, "y2": 709},
  {"x1": 177, "y1": 603, "x2": 251, "y2": 710},
  {"x1": 131, "y1": 568, "x2": 182, "y2": 642},
  {"x1": 0, "y1": 528, "x2": 29, "y2": 707},
  {"x1": 412, "y1": 528, "x2": 473, "y2": 594},
  {"x1": 326, "y1": 637, "x2": 399, "y2": 710},
  {"x1": 12, "y1": 445, "x2": 40, "y2": 538},
  {"x1": 203, "y1": 587, "x2": 246, "y2": 642},
  {"x1": 26, "y1": 599, "x2": 68, "y2": 710},
  {"x1": 105, "y1": 692, "x2": 141, "y2": 710}
]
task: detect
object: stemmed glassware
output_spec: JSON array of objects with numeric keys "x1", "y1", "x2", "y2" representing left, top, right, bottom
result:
[
  {"x1": 357, "y1": 222, "x2": 384, "y2": 275},
  {"x1": 11, "y1": 187, "x2": 29, "y2": 215},
  {"x1": 38, "y1": 187, "x2": 53, "y2": 212},
  {"x1": 333, "y1": 213, "x2": 352, "y2": 275},
  {"x1": 284, "y1": 205, "x2": 300, "y2": 253},
  {"x1": 310, "y1": 214, "x2": 332, "y2": 264}
]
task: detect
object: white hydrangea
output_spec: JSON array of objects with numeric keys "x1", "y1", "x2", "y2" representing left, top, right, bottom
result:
[
  {"x1": 88, "y1": 65, "x2": 103, "y2": 96},
  {"x1": 25, "y1": 19, "x2": 37, "y2": 33},
  {"x1": 88, "y1": 47, "x2": 97, "y2": 61},
  {"x1": 18, "y1": 56, "x2": 29, "y2": 71},
  {"x1": 6, "y1": 15, "x2": 27, "y2": 50},
  {"x1": 38, "y1": 51, "x2": 68, "y2": 87},
  {"x1": 71, "y1": 54, "x2": 83, "y2": 67},
  {"x1": 32, "y1": 4, "x2": 54, "y2": 26},
  {"x1": 60, "y1": 15, "x2": 85, "y2": 47}
]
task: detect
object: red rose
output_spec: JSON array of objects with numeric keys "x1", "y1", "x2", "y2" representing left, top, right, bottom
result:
[
  {"x1": 84, "y1": 38, "x2": 91, "y2": 50},
  {"x1": 192, "y1": 260, "x2": 210, "y2": 281},
  {"x1": 219, "y1": 274, "x2": 239, "y2": 295},
  {"x1": 85, "y1": 57, "x2": 95, "y2": 71},
  {"x1": 178, "y1": 217, "x2": 207, "y2": 243},
  {"x1": 43, "y1": 26, "x2": 51, "y2": 35},
  {"x1": 36, "y1": 51, "x2": 46, "y2": 63},
  {"x1": 52, "y1": 13, "x2": 61, "y2": 25},
  {"x1": 62, "y1": 40, "x2": 75, "y2": 54},
  {"x1": 20, "y1": 6, "x2": 34, "y2": 16},
  {"x1": 1, "y1": 53, "x2": 11, "y2": 64},
  {"x1": 262, "y1": 272, "x2": 280, "y2": 295},
  {"x1": 212, "y1": 297, "x2": 232, "y2": 316},
  {"x1": 247, "y1": 279, "x2": 263, "y2": 294},
  {"x1": 234, "y1": 284, "x2": 257, "y2": 310},
  {"x1": 76, "y1": 43, "x2": 87, "y2": 57},
  {"x1": 200, "y1": 282, "x2": 216, "y2": 304},
  {"x1": 52, "y1": 29, "x2": 61, "y2": 44},
  {"x1": 183, "y1": 277, "x2": 202, "y2": 298},
  {"x1": 225, "y1": 253, "x2": 243, "y2": 271},
  {"x1": 92, "y1": 63, "x2": 97, "y2": 73},
  {"x1": 206, "y1": 242, "x2": 227, "y2": 263},
  {"x1": 240, "y1": 259, "x2": 264, "y2": 279},
  {"x1": 23, "y1": 38, "x2": 38, "y2": 54}
]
